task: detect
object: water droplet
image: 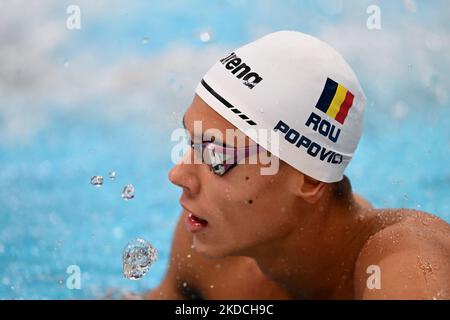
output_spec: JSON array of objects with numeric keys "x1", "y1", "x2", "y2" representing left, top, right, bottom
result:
[
  {"x1": 109, "y1": 171, "x2": 116, "y2": 180},
  {"x1": 259, "y1": 108, "x2": 264, "y2": 113},
  {"x1": 182, "y1": 282, "x2": 187, "y2": 287},
  {"x1": 141, "y1": 37, "x2": 149, "y2": 45},
  {"x1": 199, "y1": 31, "x2": 212, "y2": 43},
  {"x1": 63, "y1": 59, "x2": 69, "y2": 68},
  {"x1": 187, "y1": 254, "x2": 191, "y2": 258},
  {"x1": 121, "y1": 184, "x2": 135, "y2": 200},
  {"x1": 122, "y1": 238, "x2": 158, "y2": 280},
  {"x1": 210, "y1": 284, "x2": 214, "y2": 289},
  {"x1": 90, "y1": 175, "x2": 103, "y2": 187}
]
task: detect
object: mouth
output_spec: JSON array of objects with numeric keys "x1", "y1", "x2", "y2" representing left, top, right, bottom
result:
[
  {"x1": 186, "y1": 212, "x2": 209, "y2": 232},
  {"x1": 180, "y1": 204, "x2": 209, "y2": 233}
]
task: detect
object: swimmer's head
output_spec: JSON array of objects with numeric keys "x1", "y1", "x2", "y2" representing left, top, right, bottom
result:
[
  {"x1": 196, "y1": 30, "x2": 366, "y2": 183},
  {"x1": 168, "y1": 30, "x2": 365, "y2": 257}
]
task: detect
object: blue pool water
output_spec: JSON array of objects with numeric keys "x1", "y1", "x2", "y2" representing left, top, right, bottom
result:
[
  {"x1": 0, "y1": 0, "x2": 449, "y2": 300},
  {"x1": 0, "y1": 115, "x2": 183, "y2": 299},
  {"x1": 0, "y1": 101, "x2": 448, "y2": 300}
]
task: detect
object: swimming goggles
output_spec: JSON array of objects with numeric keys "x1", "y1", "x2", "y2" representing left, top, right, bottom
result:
[{"x1": 190, "y1": 140, "x2": 263, "y2": 176}]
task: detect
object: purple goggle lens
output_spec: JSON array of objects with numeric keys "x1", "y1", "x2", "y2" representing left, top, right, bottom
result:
[{"x1": 191, "y1": 141, "x2": 262, "y2": 176}]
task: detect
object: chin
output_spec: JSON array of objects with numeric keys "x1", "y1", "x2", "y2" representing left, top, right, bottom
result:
[{"x1": 192, "y1": 236, "x2": 241, "y2": 259}]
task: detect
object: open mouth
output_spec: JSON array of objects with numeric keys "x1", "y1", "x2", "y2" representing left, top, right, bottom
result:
[
  {"x1": 186, "y1": 212, "x2": 208, "y2": 232},
  {"x1": 189, "y1": 213, "x2": 208, "y2": 225}
]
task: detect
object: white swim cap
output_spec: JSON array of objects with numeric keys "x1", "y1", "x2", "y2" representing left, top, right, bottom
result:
[{"x1": 195, "y1": 30, "x2": 366, "y2": 183}]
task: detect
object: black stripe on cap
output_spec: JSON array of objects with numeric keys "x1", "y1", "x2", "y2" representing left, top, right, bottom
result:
[{"x1": 200, "y1": 79, "x2": 257, "y2": 126}]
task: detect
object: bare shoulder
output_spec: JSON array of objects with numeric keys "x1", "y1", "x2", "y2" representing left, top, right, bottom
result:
[
  {"x1": 354, "y1": 208, "x2": 450, "y2": 299},
  {"x1": 353, "y1": 192, "x2": 374, "y2": 209},
  {"x1": 147, "y1": 211, "x2": 291, "y2": 300}
]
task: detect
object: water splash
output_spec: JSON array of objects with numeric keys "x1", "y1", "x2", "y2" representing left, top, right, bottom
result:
[
  {"x1": 121, "y1": 184, "x2": 135, "y2": 200},
  {"x1": 90, "y1": 176, "x2": 103, "y2": 187},
  {"x1": 122, "y1": 238, "x2": 158, "y2": 280}
]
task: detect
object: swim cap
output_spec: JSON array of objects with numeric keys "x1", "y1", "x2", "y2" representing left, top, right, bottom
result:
[{"x1": 195, "y1": 30, "x2": 366, "y2": 183}]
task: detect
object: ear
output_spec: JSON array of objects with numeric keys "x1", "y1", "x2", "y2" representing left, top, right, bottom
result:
[{"x1": 294, "y1": 173, "x2": 328, "y2": 204}]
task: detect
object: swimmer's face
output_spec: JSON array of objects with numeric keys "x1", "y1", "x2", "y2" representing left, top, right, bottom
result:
[{"x1": 168, "y1": 94, "x2": 302, "y2": 258}]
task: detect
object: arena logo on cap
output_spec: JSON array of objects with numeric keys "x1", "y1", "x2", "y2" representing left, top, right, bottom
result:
[
  {"x1": 315, "y1": 78, "x2": 354, "y2": 125},
  {"x1": 219, "y1": 52, "x2": 263, "y2": 89}
]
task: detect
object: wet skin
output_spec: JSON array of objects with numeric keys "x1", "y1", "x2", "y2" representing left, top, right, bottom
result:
[
  {"x1": 147, "y1": 191, "x2": 372, "y2": 300},
  {"x1": 149, "y1": 94, "x2": 450, "y2": 300}
]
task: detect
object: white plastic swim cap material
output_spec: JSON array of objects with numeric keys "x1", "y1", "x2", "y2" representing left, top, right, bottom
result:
[{"x1": 195, "y1": 30, "x2": 366, "y2": 183}]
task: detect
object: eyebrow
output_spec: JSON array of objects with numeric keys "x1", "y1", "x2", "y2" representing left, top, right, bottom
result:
[{"x1": 182, "y1": 114, "x2": 229, "y2": 147}]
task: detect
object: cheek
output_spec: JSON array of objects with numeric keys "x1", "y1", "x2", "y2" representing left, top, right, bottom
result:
[
  {"x1": 197, "y1": 172, "x2": 296, "y2": 254},
  {"x1": 200, "y1": 164, "x2": 294, "y2": 226},
  {"x1": 223, "y1": 174, "x2": 294, "y2": 225},
  {"x1": 225, "y1": 178, "x2": 295, "y2": 246}
]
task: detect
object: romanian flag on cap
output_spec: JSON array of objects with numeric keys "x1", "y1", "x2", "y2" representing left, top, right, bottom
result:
[{"x1": 315, "y1": 78, "x2": 354, "y2": 125}]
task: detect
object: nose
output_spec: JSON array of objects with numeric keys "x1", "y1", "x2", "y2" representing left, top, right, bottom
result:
[{"x1": 168, "y1": 151, "x2": 201, "y2": 195}]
